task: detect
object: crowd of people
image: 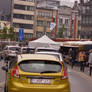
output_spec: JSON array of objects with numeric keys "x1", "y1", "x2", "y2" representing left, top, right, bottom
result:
[{"x1": 67, "y1": 48, "x2": 92, "y2": 76}]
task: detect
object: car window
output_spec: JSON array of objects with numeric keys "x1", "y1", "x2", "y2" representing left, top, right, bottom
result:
[
  {"x1": 36, "y1": 49, "x2": 58, "y2": 52},
  {"x1": 22, "y1": 48, "x2": 27, "y2": 50},
  {"x1": 9, "y1": 47, "x2": 20, "y2": 52},
  {"x1": 19, "y1": 60, "x2": 62, "y2": 73},
  {"x1": 9, "y1": 57, "x2": 17, "y2": 69},
  {"x1": 4, "y1": 47, "x2": 8, "y2": 50}
]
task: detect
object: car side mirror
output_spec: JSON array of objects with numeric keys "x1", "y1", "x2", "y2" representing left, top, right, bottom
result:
[{"x1": 2, "y1": 66, "x2": 8, "y2": 72}]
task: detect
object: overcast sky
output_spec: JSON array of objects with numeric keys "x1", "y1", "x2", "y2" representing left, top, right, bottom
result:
[
  {"x1": 60, "y1": 0, "x2": 79, "y2": 3},
  {"x1": 70, "y1": 0, "x2": 79, "y2": 2}
]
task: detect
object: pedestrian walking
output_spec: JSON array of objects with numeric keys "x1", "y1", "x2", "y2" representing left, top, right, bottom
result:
[
  {"x1": 88, "y1": 49, "x2": 92, "y2": 76},
  {"x1": 68, "y1": 48, "x2": 76, "y2": 69},
  {"x1": 78, "y1": 50, "x2": 86, "y2": 72}
]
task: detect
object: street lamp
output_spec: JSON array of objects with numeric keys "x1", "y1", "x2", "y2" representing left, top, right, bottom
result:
[{"x1": 43, "y1": 17, "x2": 47, "y2": 35}]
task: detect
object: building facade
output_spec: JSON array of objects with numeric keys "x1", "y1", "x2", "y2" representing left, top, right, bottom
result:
[
  {"x1": 11, "y1": 0, "x2": 60, "y2": 39},
  {"x1": 36, "y1": 0, "x2": 60, "y2": 9},
  {"x1": 58, "y1": 6, "x2": 72, "y2": 38},
  {"x1": 34, "y1": 0, "x2": 60, "y2": 38},
  {"x1": 11, "y1": 0, "x2": 36, "y2": 40},
  {"x1": 80, "y1": 0, "x2": 92, "y2": 39},
  {"x1": 35, "y1": 8, "x2": 53, "y2": 38},
  {"x1": 58, "y1": 1, "x2": 79, "y2": 39}
]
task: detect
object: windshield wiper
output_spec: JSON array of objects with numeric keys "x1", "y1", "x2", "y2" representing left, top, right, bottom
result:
[{"x1": 40, "y1": 71, "x2": 57, "y2": 74}]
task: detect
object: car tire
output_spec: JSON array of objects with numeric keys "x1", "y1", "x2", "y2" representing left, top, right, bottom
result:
[{"x1": 4, "y1": 85, "x2": 8, "y2": 92}]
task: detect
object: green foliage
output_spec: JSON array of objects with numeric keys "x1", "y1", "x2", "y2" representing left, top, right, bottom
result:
[
  {"x1": 1, "y1": 26, "x2": 15, "y2": 40},
  {"x1": 2, "y1": 27, "x2": 8, "y2": 39},
  {"x1": 8, "y1": 27, "x2": 15, "y2": 40}
]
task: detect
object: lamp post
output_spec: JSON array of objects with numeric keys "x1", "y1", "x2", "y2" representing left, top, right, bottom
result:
[{"x1": 43, "y1": 18, "x2": 47, "y2": 35}]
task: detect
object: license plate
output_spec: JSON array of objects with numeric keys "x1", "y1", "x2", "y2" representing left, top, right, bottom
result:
[{"x1": 31, "y1": 79, "x2": 51, "y2": 84}]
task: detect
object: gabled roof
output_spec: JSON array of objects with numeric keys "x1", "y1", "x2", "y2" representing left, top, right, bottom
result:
[
  {"x1": 32, "y1": 35, "x2": 57, "y2": 44},
  {"x1": 28, "y1": 35, "x2": 60, "y2": 50}
]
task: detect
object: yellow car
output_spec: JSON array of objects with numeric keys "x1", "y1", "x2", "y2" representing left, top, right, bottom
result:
[{"x1": 3, "y1": 54, "x2": 70, "y2": 92}]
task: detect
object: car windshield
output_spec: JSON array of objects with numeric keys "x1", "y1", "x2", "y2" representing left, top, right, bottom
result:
[
  {"x1": 19, "y1": 60, "x2": 62, "y2": 73},
  {"x1": 22, "y1": 48, "x2": 27, "y2": 51},
  {"x1": 9, "y1": 47, "x2": 20, "y2": 52}
]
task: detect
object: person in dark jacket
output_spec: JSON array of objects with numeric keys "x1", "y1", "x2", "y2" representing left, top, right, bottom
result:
[
  {"x1": 88, "y1": 49, "x2": 92, "y2": 76},
  {"x1": 68, "y1": 48, "x2": 76, "y2": 69}
]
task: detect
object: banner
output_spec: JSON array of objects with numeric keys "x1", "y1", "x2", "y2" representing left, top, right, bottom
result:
[
  {"x1": 19, "y1": 29, "x2": 24, "y2": 41},
  {"x1": 50, "y1": 22, "x2": 56, "y2": 30}
]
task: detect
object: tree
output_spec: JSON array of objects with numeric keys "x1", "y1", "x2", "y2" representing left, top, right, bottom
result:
[
  {"x1": 2, "y1": 27, "x2": 8, "y2": 39},
  {"x1": 1, "y1": 26, "x2": 15, "y2": 41},
  {"x1": 8, "y1": 27, "x2": 15, "y2": 40},
  {"x1": 58, "y1": 24, "x2": 65, "y2": 38}
]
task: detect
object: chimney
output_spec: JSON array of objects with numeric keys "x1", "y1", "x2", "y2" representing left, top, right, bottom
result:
[
  {"x1": 80, "y1": 0, "x2": 84, "y2": 4},
  {"x1": 73, "y1": 1, "x2": 78, "y2": 10}
]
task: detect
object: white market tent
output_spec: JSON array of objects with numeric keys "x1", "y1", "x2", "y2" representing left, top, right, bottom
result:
[{"x1": 28, "y1": 35, "x2": 61, "y2": 50}]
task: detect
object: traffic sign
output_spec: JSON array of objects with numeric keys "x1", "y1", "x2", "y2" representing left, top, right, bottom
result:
[{"x1": 19, "y1": 29, "x2": 24, "y2": 41}]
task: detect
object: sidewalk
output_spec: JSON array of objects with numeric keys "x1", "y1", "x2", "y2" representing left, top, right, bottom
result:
[{"x1": 67, "y1": 64, "x2": 92, "y2": 78}]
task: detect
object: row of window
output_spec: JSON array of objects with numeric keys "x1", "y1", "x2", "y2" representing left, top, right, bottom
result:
[
  {"x1": 82, "y1": 6, "x2": 92, "y2": 14},
  {"x1": 20, "y1": 0, "x2": 35, "y2": 2},
  {"x1": 37, "y1": 20, "x2": 51, "y2": 27},
  {"x1": 16, "y1": 32, "x2": 33, "y2": 39},
  {"x1": 38, "y1": 11, "x2": 51, "y2": 18},
  {"x1": 36, "y1": 31, "x2": 50, "y2": 38},
  {"x1": 82, "y1": 16, "x2": 92, "y2": 24},
  {"x1": 23, "y1": 33, "x2": 33, "y2": 38},
  {"x1": 14, "y1": 4, "x2": 35, "y2": 11},
  {"x1": 13, "y1": 14, "x2": 34, "y2": 20},
  {"x1": 13, "y1": 23, "x2": 33, "y2": 29},
  {"x1": 59, "y1": 18, "x2": 70, "y2": 25}
]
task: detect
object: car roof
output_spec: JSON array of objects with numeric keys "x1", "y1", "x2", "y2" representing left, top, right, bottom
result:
[
  {"x1": 36, "y1": 51, "x2": 61, "y2": 55},
  {"x1": 21, "y1": 47, "x2": 35, "y2": 48},
  {"x1": 21, "y1": 47, "x2": 28, "y2": 48},
  {"x1": 36, "y1": 51, "x2": 63, "y2": 61},
  {"x1": 17, "y1": 54, "x2": 60, "y2": 63},
  {"x1": 35, "y1": 47, "x2": 57, "y2": 50},
  {"x1": 6, "y1": 45, "x2": 20, "y2": 48}
]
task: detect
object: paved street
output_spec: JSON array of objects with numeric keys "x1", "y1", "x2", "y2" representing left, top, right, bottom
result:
[
  {"x1": 0, "y1": 61, "x2": 92, "y2": 92},
  {"x1": 0, "y1": 61, "x2": 5, "y2": 92},
  {"x1": 68, "y1": 68, "x2": 92, "y2": 92}
]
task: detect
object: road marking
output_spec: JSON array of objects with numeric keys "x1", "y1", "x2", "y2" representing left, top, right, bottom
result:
[{"x1": 69, "y1": 68, "x2": 92, "y2": 83}]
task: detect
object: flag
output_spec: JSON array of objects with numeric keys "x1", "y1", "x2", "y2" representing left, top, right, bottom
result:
[{"x1": 50, "y1": 22, "x2": 56, "y2": 30}]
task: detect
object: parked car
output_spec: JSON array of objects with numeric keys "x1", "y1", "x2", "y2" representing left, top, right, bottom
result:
[
  {"x1": 21, "y1": 47, "x2": 35, "y2": 54},
  {"x1": 2, "y1": 45, "x2": 20, "y2": 58},
  {"x1": 2, "y1": 54, "x2": 70, "y2": 92},
  {"x1": 21, "y1": 47, "x2": 28, "y2": 54},
  {"x1": 35, "y1": 47, "x2": 59, "y2": 53}
]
